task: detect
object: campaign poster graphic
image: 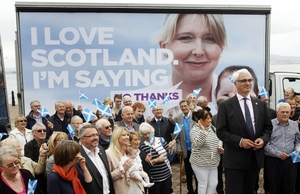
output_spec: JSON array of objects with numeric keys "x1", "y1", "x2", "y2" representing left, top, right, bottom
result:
[{"x1": 18, "y1": 11, "x2": 267, "y2": 116}]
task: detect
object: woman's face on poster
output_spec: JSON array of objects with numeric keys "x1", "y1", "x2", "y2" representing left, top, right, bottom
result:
[{"x1": 161, "y1": 14, "x2": 223, "y2": 82}]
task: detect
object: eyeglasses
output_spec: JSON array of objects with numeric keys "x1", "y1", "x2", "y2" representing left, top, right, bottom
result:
[
  {"x1": 36, "y1": 129, "x2": 46, "y2": 133},
  {"x1": 235, "y1": 79, "x2": 253, "y2": 83},
  {"x1": 104, "y1": 125, "x2": 112, "y2": 129},
  {"x1": 18, "y1": 119, "x2": 27, "y2": 122},
  {"x1": 84, "y1": 133, "x2": 99, "y2": 138},
  {"x1": 5, "y1": 160, "x2": 20, "y2": 168}
]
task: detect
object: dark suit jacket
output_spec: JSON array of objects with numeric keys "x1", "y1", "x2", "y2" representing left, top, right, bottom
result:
[
  {"x1": 24, "y1": 139, "x2": 40, "y2": 162},
  {"x1": 116, "y1": 120, "x2": 140, "y2": 132},
  {"x1": 149, "y1": 116, "x2": 175, "y2": 143},
  {"x1": 216, "y1": 95, "x2": 272, "y2": 169},
  {"x1": 80, "y1": 145, "x2": 115, "y2": 194}
]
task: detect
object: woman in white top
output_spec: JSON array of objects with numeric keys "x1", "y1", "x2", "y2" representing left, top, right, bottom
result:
[
  {"x1": 9, "y1": 115, "x2": 33, "y2": 156},
  {"x1": 190, "y1": 109, "x2": 223, "y2": 194}
]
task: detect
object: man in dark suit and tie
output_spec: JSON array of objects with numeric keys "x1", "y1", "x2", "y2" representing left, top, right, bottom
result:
[
  {"x1": 217, "y1": 68, "x2": 272, "y2": 194},
  {"x1": 79, "y1": 123, "x2": 115, "y2": 194},
  {"x1": 116, "y1": 106, "x2": 140, "y2": 132}
]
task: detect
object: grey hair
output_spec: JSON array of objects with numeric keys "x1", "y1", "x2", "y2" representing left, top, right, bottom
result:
[
  {"x1": 71, "y1": 115, "x2": 83, "y2": 124},
  {"x1": 139, "y1": 123, "x2": 155, "y2": 136},
  {"x1": 54, "y1": 101, "x2": 65, "y2": 108},
  {"x1": 32, "y1": 123, "x2": 46, "y2": 131},
  {"x1": 30, "y1": 100, "x2": 40, "y2": 107},
  {"x1": 0, "y1": 146, "x2": 18, "y2": 166},
  {"x1": 276, "y1": 102, "x2": 291, "y2": 111},
  {"x1": 197, "y1": 96, "x2": 207, "y2": 104},
  {"x1": 79, "y1": 123, "x2": 96, "y2": 138},
  {"x1": 232, "y1": 68, "x2": 251, "y2": 82}
]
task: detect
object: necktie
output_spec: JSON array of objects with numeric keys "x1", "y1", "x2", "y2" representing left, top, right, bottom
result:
[
  {"x1": 157, "y1": 120, "x2": 161, "y2": 136},
  {"x1": 243, "y1": 98, "x2": 255, "y2": 139}
]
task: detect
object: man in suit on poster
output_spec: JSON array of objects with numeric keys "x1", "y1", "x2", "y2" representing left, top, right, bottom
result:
[
  {"x1": 80, "y1": 124, "x2": 115, "y2": 194},
  {"x1": 216, "y1": 68, "x2": 272, "y2": 194}
]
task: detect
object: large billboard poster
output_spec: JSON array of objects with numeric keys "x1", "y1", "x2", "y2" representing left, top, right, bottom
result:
[{"x1": 18, "y1": 10, "x2": 267, "y2": 116}]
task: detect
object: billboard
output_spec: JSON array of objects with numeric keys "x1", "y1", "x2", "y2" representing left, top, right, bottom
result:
[{"x1": 16, "y1": 5, "x2": 269, "y2": 116}]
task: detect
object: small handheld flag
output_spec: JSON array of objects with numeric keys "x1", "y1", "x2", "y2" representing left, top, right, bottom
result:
[
  {"x1": 149, "y1": 134, "x2": 154, "y2": 147},
  {"x1": 259, "y1": 87, "x2": 269, "y2": 98},
  {"x1": 66, "y1": 124, "x2": 75, "y2": 139},
  {"x1": 148, "y1": 98, "x2": 157, "y2": 109},
  {"x1": 38, "y1": 107, "x2": 49, "y2": 117},
  {"x1": 82, "y1": 108, "x2": 97, "y2": 123},
  {"x1": 79, "y1": 90, "x2": 88, "y2": 100},
  {"x1": 290, "y1": 149, "x2": 300, "y2": 163},
  {"x1": 174, "y1": 123, "x2": 183, "y2": 136},
  {"x1": 192, "y1": 88, "x2": 202, "y2": 97},
  {"x1": 162, "y1": 95, "x2": 171, "y2": 105},
  {"x1": 229, "y1": 75, "x2": 234, "y2": 83},
  {"x1": 98, "y1": 104, "x2": 112, "y2": 117},
  {"x1": 92, "y1": 98, "x2": 102, "y2": 107},
  {"x1": 0, "y1": 132, "x2": 7, "y2": 141},
  {"x1": 27, "y1": 179, "x2": 38, "y2": 194}
]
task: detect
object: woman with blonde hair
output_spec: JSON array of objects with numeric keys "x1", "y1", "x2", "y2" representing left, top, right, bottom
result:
[
  {"x1": 46, "y1": 132, "x2": 68, "y2": 176},
  {"x1": 105, "y1": 127, "x2": 144, "y2": 194},
  {"x1": 9, "y1": 115, "x2": 34, "y2": 155},
  {"x1": 0, "y1": 138, "x2": 47, "y2": 177}
]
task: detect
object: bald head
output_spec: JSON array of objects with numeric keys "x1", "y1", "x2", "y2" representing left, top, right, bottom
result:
[{"x1": 121, "y1": 106, "x2": 134, "y2": 124}]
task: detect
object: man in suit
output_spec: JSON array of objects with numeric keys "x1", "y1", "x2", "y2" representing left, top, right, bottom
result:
[
  {"x1": 217, "y1": 68, "x2": 272, "y2": 194},
  {"x1": 116, "y1": 106, "x2": 140, "y2": 132},
  {"x1": 174, "y1": 99, "x2": 197, "y2": 194},
  {"x1": 80, "y1": 123, "x2": 115, "y2": 194}
]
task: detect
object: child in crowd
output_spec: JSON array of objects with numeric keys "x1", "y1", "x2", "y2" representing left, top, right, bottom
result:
[{"x1": 119, "y1": 145, "x2": 154, "y2": 188}]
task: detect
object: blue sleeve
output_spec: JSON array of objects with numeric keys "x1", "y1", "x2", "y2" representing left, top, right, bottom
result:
[{"x1": 47, "y1": 172, "x2": 62, "y2": 194}]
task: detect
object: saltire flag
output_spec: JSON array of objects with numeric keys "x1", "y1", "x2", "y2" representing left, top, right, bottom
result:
[
  {"x1": 0, "y1": 132, "x2": 7, "y2": 141},
  {"x1": 148, "y1": 98, "x2": 157, "y2": 109},
  {"x1": 98, "y1": 104, "x2": 112, "y2": 117},
  {"x1": 173, "y1": 123, "x2": 183, "y2": 136},
  {"x1": 192, "y1": 88, "x2": 202, "y2": 97},
  {"x1": 38, "y1": 107, "x2": 49, "y2": 117},
  {"x1": 66, "y1": 124, "x2": 75, "y2": 139},
  {"x1": 149, "y1": 134, "x2": 155, "y2": 147},
  {"x1": 27, "y1": 179, "x2": 38, "y2": 194},
  {"x1": 290, "y1": 149, "x2": 300, "y2": 163},
  {"x1": 82, "y1": 108, "x2": 97, "y2": 123},
  {"x1": 92, "y1": 98, "x2": 102, "y2": 107},
  {"x1": 162, "y1": 95, "x2": 171, "y2": 105},
  {"x1": 229, "y1": 75, "x2": 234, "y2": 83},
  {"x1": 79, "y1": 90, "x2": 88, "y2": 100},
  {"x1": 259, "y1": 87, "x2": 269, "y2": 98}
]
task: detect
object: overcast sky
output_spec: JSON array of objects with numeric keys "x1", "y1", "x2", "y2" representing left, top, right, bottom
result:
[{"x1": 1, "y1": 0, "x2": 300, "y2": 68}]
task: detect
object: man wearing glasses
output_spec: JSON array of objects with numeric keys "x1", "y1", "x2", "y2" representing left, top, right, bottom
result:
[
  {"x1": 96, "y1": 118, "x2": 113, "y2": 150},
  {"x1": 80, "y1": 124, "x2": 115, "y2": 194},
  {"x1": 217, "y1": 68, "x2": 272, "y2": 194}
]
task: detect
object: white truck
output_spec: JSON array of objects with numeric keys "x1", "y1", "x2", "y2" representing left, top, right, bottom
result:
[{"x1": 13, "y1": 2, "x2": 300, "y2": 117}]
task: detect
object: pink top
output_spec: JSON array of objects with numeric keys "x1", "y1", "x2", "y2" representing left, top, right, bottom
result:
[{"x1": 1, "y1": 171, "x2": 26, "y2": 194}]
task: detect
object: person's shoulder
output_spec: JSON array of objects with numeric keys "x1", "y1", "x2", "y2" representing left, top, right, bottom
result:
[{"x1": 20, "y1": 168, "x2": 34, "y2": 178}]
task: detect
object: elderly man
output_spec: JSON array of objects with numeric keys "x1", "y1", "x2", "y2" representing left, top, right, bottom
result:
[
  {"x1": 64, "y1": 100, "x2": 85, "y2": 122},
  {"x1": 217, "y1": 68, "x2": 272, "y2": 194},
  {"x1": 48, "y1": 101, "x2": 70, "y2": 139},
  {"x1": 278, "y1": 87, "x2": 295, "y2": 103},
  {"x1": 80, "y1": 124, "x2": 115, "y2": 194},
  {"x1": 26, "y1": 100, "x2": 53, "y2": 130},
  {"x1": 67, "y1": 115, "x2": 83, "y2": 142},
  {"x1": 197, "y1": 96, "x2": 211, "y2": 112},
  {"x1": 115, "y1": 96, "x2": 133, "y2": 121},
  {"x1": 96, "y1": 118, "x2": 113, "y2": 150},
  {"x1": 116, "y1": 106, "x2": 140, "y2": 132},
  {"x1": 264, "y1": 102, "x2": 300, "y2": 193}
]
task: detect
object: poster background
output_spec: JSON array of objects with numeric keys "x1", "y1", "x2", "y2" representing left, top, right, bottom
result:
[{"x1": 18, "y1": 12, "x2": 266, "y2": 116}]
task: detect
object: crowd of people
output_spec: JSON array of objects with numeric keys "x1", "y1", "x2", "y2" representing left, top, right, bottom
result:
[{"x1": 0, "y1": 68, "x2": 300, "y2": 194}]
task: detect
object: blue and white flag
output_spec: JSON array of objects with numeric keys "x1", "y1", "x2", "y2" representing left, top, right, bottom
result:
[
  {"x1": 149, "y1": 134, "x2": 154, "y2": 147},
  {"x1": 79, "y1": 90, "x2": 88, "y2": 100},
  {"x1": 290, "y1": 149, "x2": 300, "y2": 163},
  {"x1": 98, "y1": 104, "x2": 112, "y2": 117},
  {"x1": 27, "y1": 179, "x2": 38, "y2": 194},
  {"x1": 148, "y1": 98, "x2": 157, "y2": 109},
  {"x1": 66, "y1": 124, "x2": 75, "y2": 139},
  {"x1": 173, "y1": 123, "x2": 183, "y2": 136},
  {"x1": 229, "y1": 75, "x2": 234, "y2": 83},
  {"x1": 38, "y1": 107, "x2": 49, "y2": 117},
  {"x1": 92, "y1": 98, "x2": 102, "y2": 107},
  {"x1": 192, "y1": 88, "x2": 202, "y2": 97},
  {"x1": 0, "y1": 132, "x2": 7, "y2": 141},
  {"x1": 259, "y1": 87, "x2": 269, "y2": 98},
  {"x1": 162, "y1": 95, "x2": 171, "y2": 105},
  {"x1": 82, "y1": 108, "x2": 97, "y2": 123}
]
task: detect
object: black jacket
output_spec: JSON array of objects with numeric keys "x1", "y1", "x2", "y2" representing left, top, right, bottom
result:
[{"x1": 47, "y1": 112, "x2": 70, "y2": 139}]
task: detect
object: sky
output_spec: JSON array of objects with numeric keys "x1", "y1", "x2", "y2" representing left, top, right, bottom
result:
[{"x1": 1, "y1": 0, "x2": 300, "y2": 69}]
